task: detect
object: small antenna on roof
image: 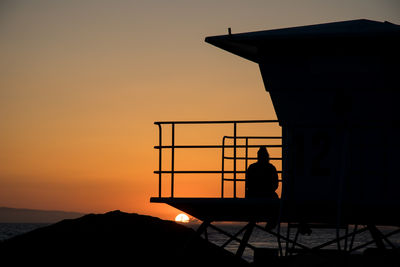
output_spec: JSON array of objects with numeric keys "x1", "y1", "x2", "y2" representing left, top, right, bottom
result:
[{"x1": 228, "y1": 27, "x2": 232, "y2": 35}]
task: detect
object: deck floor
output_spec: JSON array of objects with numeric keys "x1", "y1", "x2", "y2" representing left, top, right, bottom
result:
[
  {"x1": 150, "y1": 197, "x2": 400, "y2": 226},
  {"x1": 151, "y1": 197, "x2": 280, "y2": 222}
]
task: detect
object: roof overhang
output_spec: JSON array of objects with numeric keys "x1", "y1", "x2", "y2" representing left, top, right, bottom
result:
[{"x1": 205, "y1": 19, "x2": 400, "y2": 63}]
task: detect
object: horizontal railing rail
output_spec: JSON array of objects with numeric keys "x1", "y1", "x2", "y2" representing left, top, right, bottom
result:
[
  {"x1": 154, "y1": 120, "x2": 279, "y2": 125},
  {"x1": 154, "y1": 144, "x2": 282, "y2": 149},
  {"x1": 154, "y1": 170, "x2": 283, "y2": 174},
  {"x1": 224, "y1": 156, "x2": 282, "y2": 160},
  {"x1": 224, "y1": 136, "x2": 282, "y2": 139},
  {"x1": 154, "y1": 120, "x2": 281, "y2": 198}
]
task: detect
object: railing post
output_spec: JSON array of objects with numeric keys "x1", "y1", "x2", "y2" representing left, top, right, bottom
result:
[
  {"x1": 221, "y1": 137, "x2": 226, "y2": 198},
  {"x1": 171, "y1": 123, "x2": 175, "y2": 198},
  {"x1": 233, "y1": 122, "x2": 237, "y2": 198},
  {"x1": 157, "y1": 124, "x2": 162, "y2": 198},
  {"x1": 245, "y1": 137, "x2": 249, "y2": 172}
]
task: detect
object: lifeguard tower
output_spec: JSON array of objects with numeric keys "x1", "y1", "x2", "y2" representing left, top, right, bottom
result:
[{"x1": 151, "y1": 19, "x2": 400, "y2": 261}]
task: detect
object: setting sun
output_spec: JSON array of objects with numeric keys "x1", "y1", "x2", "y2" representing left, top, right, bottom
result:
[{"x1": 175, "y1": 213, "x2": 190, "y2": 223}]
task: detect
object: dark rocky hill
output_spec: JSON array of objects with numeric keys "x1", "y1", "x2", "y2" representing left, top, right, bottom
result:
[{"x1": 0, "y1": 210, "x2": 247, "y2": 266}]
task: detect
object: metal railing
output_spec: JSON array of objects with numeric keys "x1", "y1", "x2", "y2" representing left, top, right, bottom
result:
[{"x1": 154, "y1": 120, "x2": 282, "y2": 198}]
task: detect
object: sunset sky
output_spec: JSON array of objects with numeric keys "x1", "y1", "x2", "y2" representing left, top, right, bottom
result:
[{"x1": 1, "y1": 0, "x2": 399, "y2": 220}]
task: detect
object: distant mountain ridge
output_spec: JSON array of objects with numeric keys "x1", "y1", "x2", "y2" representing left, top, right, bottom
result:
[{"x1": 0, "y1": 207, "x2": 84, "y2": 223}]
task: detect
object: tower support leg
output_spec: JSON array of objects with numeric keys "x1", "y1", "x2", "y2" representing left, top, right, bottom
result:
[
  {"x1": 236, "y1": 222, "x2": 255, "y2": 258},
  {"x1": 367, "y1": 225, "x2": 385, "y2": 249},
  {"x1": 197, "y1": 220, "x2": 211, "y2": 241}
]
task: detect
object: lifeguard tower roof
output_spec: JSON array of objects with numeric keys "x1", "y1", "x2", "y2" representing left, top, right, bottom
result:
[{"x1": 205, "y1": 19, "x2": 400, "y2": 63}]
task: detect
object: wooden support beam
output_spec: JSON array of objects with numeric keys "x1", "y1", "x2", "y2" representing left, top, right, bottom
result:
[
  {"x1": 368, "y1": 224, "x2": 385, "y2": 249},
  {"x1": 236, "y1": 222, "x2": 255, "y2": 257},
  {"x1": 196, "y1": 220, "x2": 211, "y2": 239}
]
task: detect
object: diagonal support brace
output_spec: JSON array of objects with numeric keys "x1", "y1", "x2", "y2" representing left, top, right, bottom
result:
[{"x1": 236, "y1": 222, "x2": 255, "y2": 257}]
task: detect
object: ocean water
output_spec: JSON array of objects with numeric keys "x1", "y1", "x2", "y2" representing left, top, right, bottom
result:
[
  {"x1": 0, "y1": 223, "x2": 48, "y2": 241},
  {"x1": 186, "y1": 222, "x2": 400, "y2": 262}
]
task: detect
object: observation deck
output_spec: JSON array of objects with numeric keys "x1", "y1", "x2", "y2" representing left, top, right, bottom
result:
[
  {"x1": 150, "y1": 120, "x2": 399, "y2": 258},
  {"x1": 150, "y1": 119, "x2": 399, "y2": 226}
]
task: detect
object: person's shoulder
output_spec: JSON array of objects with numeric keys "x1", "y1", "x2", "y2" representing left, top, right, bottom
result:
[
  {"x1": 268, "y1": 163, "x2": 277, "y2": 170},
  {"x1": 248, "y1": 162, "x2": 262, "y2": 171},
  {"x1": 248, "y1": 162, "x2": 258, "y2": 169}
]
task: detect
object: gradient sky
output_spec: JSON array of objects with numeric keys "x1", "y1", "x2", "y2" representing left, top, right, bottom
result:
[{"x1": 1, "y1": 0, "x2": 399, "y2": 220}]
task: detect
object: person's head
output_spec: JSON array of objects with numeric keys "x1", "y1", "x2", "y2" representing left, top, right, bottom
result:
[{"x1": 257, "y1": 146, "x2": 269, "y2": 162}]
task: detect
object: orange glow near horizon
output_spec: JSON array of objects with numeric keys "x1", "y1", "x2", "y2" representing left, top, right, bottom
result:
[{"x1": 1, "y1": 1, "x2": 399, "y2": 221}]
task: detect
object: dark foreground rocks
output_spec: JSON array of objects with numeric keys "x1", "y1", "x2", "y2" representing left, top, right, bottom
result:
[{"x1": 0, "y1": 210, "x2": 247, "y2": 266}]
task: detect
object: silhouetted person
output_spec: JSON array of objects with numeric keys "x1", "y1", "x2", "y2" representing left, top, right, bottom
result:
[{"x1": 245, "y1": 146, "x2": 278, "y2": 199}]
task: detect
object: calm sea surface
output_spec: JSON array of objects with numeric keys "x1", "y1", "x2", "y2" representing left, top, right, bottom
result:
[
  {"x1": 0, "y1": 223, "x2": 48, "y2": 241},
  {"x1": 1, "y1": 222, "x2": 399, "y2": 262}
]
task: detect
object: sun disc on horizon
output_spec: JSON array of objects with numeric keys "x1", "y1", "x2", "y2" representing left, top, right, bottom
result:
[{"x1": 175, "y1": 213, "x2": 190, "y2": 223}]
